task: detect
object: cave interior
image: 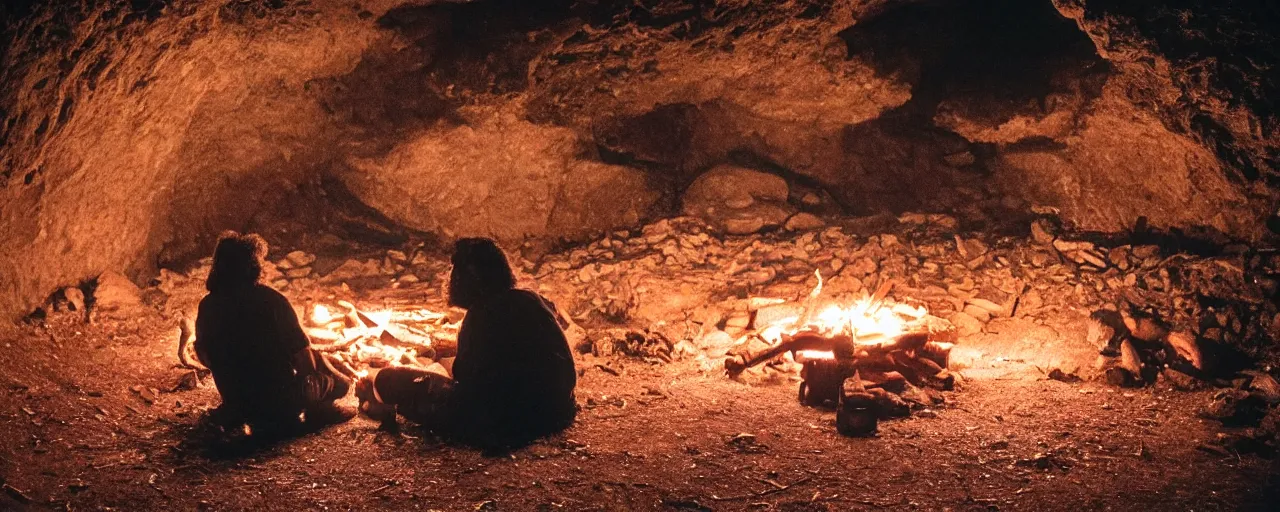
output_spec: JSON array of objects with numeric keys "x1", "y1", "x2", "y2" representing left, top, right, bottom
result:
[{"x1": 0, "y1": 0, "x2": 1279, "y2": 509}]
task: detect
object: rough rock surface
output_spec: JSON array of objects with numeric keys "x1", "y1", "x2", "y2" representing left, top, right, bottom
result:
[
  {"x1": 2, "y1": 0, "x2": 1279, "y2": 321},
  {"x1": 0, "y1": 1, "x2": 394, "y2": 321},
  {"x1": 90, "y1": 270, "x2": 143, "y2": 319},
  {"x1": 681, "y1": 165, "x2": 792, "y2": 234},
  {"x1": 343, "y1": 113, "x2": 660, "y2": 243}
]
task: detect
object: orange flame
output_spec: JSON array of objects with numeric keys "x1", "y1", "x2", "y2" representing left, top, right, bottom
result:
[
  {"x1": 312, "y1": 304, "x2": 333, "y2": 325},
  {"x1": 760, "y1": 271, "x2": 926, "y2": 349}
]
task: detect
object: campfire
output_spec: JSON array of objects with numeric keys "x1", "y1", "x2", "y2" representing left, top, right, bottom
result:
[
  {"x1": 301, "y1": 301, "x2": 459, "y2": 379},
  {"x1": 722, "y1": 271, "x2": 958, "y2": 436}
]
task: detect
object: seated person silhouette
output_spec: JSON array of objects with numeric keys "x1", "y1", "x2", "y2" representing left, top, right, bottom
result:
[
  {"x1": 195, "y1": 232, "x2": 353, "y2": 437},
  {"x1": 356, "y1": 238, "x2": 577, "y2": 449}
]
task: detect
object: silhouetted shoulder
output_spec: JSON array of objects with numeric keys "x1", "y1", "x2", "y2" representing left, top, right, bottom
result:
[{"x1": 476, "y1": 289, "x2": 552, "y2": 314}]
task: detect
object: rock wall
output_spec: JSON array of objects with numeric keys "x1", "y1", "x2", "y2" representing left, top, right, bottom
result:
[
  {"x1": 343, "y1": 111, "x2": 660, "y2": 242},
  {"x1": 0, "y1": 1, "x2": 393, "y2": 322},
  {"x1": 2, "y1": 0, "x2": 1278, "y2": 321}
]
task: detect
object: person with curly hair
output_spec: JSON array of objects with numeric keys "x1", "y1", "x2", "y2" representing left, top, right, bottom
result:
[
  {"x1": 356, "y1": 238, "x2": 577, "y2": 450},
  {"x1": 445, "y1": 237, "x2": 578, "y2": 448},
  {"x1": 195, "y1": 232, "x2": 353, "y2": 437}
]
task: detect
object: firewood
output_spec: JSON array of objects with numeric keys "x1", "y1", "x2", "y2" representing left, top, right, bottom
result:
[
  {"x1": 895, "y1": 355, "x2": 955, "y2": 390},
  {"x1": 853, "y1": 331, "x2": 929, "y2": 355},
  {"x1": 430, "y1": 332, "x2": 458, "y2": 358},
  {"x1": 343, "y1": 309, "x2": 361, "y2": 329},
  {"x1": 868, "y1": 387, "x2": 911, "y2": 418},
  {"x1": 311, "y1": 333, "x2": 361, "y2": 353},
  {"x1": 838, "y1": 376, "x2": 877, "y2": 437},
  {"x1": 858, "y1": 370, "x2": 907, "y2": 393},
  {"x1": 356, "y1": 309, "x2": 384, "y2": 329},
  {"x1": 727, "y1": 332, "x2": 851, "y2": 376},
  {"x1": 324, "y1": 353, "x2": 360, "y2": 380},
  {"x1": 798, "y1": 359, "x2": 848, "y2": 406},
  {"x1": 1164, "y1": 331, "x2": 1203, "y2": 370},
  {"x1": 919, "y1": 341, "x2": 953, "y2": 368},
  {"x1": 1119, "y1": 339, "x2": 1142, "y2": 376}
]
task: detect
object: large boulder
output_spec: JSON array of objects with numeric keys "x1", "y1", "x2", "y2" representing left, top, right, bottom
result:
[
  {"x1": 989, "y1": 94, "x2": 1255, "y2": 234},
  {"x1": 682, "y1": 165, "x2": 793, "y2": 235},
  {"x1": 342, "y1": 114, "x2": 660, "y2": 243},
  {"x1": 1052, "y1": 0, "x2": 1279, "y2": 192}
]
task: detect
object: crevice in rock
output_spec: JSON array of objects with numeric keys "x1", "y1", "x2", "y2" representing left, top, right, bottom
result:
[
  {"x1": 591, "y1": 102, "x2": 701, "y2": 175},
  {"x1": 840, "y1": 0, "x2": 1108, "y2": 124},
  {"x1": 722, "y1": 150, "x2": 846, "y2": 214}
]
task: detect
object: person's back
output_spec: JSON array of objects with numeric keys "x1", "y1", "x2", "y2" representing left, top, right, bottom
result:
[
  {"x1": 446, "y1": 238, "x2": 577, "y2": 449},
  {"x1": 193, "y1": 232, "x2": 351, "y2": 434},
  {"x1": 451, "y1": 287, "x2": 576, "y2": 445},
  {"x1": 196, "y1": 282, "x2": 309, "y2": 424}
]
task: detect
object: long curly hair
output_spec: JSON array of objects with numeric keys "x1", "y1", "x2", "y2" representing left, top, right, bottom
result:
[
  {"x1": 448, "y1": 237, "x2": 516, "y2": 309},
  {"x1": 206, "y1": 231, "x2": 268, "y2": 293}
]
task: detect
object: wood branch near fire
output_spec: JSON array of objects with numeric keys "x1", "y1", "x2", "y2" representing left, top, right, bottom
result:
[{"x1": 724, "y1": 330, "x2": 931, "y2": 378}]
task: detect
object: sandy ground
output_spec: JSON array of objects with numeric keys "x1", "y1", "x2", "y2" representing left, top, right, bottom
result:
[{"x1": 1, "y1": 312, "x2": 1277, "y2": 512}]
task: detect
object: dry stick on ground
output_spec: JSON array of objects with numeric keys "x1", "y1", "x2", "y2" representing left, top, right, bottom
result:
[
  {"x1": 709, "y1": 476, "x2": 813, "y2": 501},
  {"x1": 176, "y1": 315, "x2": 204, "y2": 370}
]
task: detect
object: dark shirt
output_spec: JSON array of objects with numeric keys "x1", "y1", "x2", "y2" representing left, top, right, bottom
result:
[
  {"x1": 449, "y1": 288, "x2": 577, "y2": 446},
  {"x1": 195, "y1": 283, "x2": 310, "y2": 422}
]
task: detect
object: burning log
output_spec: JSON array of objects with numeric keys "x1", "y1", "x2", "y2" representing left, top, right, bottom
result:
[
  {"x1": 727, "y1": 270, "x2": 958, "y2": 434},
  {"x1": 302, "y1": 301, "x2": 460, "y2": 373},
  {"x1": 725, "y1": 330, "x2": 930, "y2": 377},
  {"x1": 919, "y1": 341, "x2": 953, "y2": 368},
  {"x1": 858, "y1": 370, "x2": 908, "y2": 393},
  {"x1": 726, "y1": 331, "x2": 852, "y2": 376}
]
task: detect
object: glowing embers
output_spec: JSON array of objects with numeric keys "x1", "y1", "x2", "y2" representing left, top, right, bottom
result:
[
  {"x1": 720, "y1": 273, "x2": 958, "y2": 437},
  {"x1": 724, "y1": 270, "x2": 959, "y2": 432},
  {"x1": 305, "y1": 301, "x2": 457, "y2": 375}
]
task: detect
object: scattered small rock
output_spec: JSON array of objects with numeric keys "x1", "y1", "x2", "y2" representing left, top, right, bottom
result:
[
  {"x1": 93, "y1": 271, "x2": 144, "y2": 316},
  {"x1": 949, "y1": 312, "x2": 983, "y2": 337},
  {"x1": 784, "y1": 212, "x2": 825, "y2": 231},
  {"x1": 724, "y1": 216, "x2": 766, "y2": 235},
  {"x1": 286, "y1": 250, "x2": 316, "y2": 268}
]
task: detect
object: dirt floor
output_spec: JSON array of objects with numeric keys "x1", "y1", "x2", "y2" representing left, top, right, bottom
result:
[{"x1": 1, "y1": 311, "x2": 1277, "y2": 512}]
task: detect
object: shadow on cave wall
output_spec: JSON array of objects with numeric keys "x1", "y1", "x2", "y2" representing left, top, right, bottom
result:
[
  {"x1": 586, "y1": 0, "x2": 1110, "y2": 223},
  {"x1": 309, "y1": 0, "x2": 585, "y2": 156},
  {"x1": 839, "y1": 0, "x2": 1109, "y2": 124}
]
